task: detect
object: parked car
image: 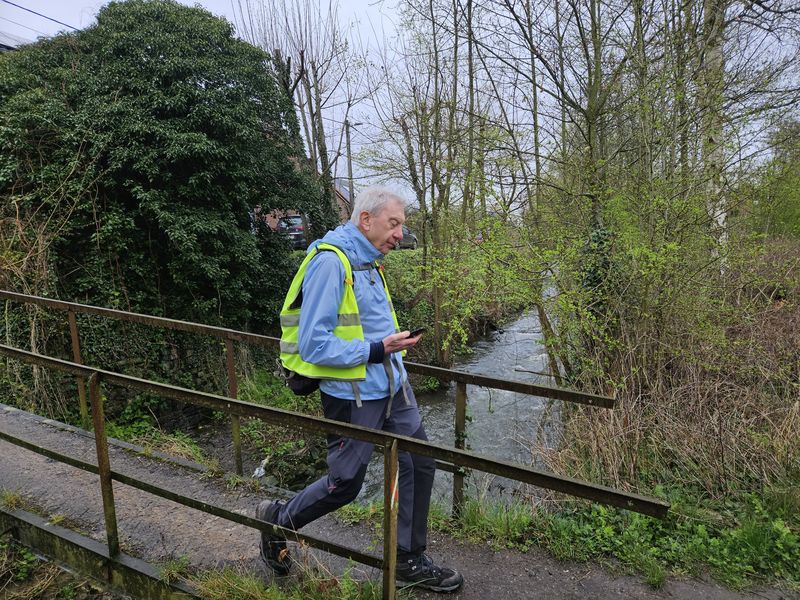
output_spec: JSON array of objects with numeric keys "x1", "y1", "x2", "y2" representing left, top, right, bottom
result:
[
  {"x1": 396, "y1": 225, "x2": 418, "y2": 250},
  {"x1": 277, "y1": 215, "x2": 309, "y2": 249}
]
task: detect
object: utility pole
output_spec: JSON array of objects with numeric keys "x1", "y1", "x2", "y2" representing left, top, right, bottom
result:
[{"x1": 345, "y1": 119, "x2": 362, "y2": 216}]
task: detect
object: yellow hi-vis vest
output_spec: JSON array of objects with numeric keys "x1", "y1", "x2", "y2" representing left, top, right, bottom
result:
[{"x1": 279, "y1": 243, "x2": 403, "y2": 384}]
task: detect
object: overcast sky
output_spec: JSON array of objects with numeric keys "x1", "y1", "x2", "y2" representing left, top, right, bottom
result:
[
  {"x1": 0, "y1": 0, "x2": 404, "y2": 193},
  {"x1": 0, "y1": 0, "x2": 394, "y2": 45}
]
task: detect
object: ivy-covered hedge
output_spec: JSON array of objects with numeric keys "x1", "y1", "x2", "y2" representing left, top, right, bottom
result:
[{"x1": 0, "y1": 0, "x2": 319, "y2": 330}]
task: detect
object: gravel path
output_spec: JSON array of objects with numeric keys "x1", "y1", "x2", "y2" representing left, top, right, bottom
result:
[{"x1": 0, "y1": 403, "x2": 794, "y2": 600}]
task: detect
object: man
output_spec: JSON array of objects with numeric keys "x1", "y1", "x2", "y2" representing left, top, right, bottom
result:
[{"x1": 256, "y1": 186, "x2": 464, "y2": 593}]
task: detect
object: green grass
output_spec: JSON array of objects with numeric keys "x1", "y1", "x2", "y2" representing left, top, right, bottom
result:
[
  {"x1": 190, "y1": 564, "x2": 412, "y2": 600},
  {"x1": 237, "y1": 366, "x2": 320, "y2": 414},
  {"x1": 528, "y1": 492, "x2": 800, "y2": 590},
  {"x1": 224, "y1": 473, "x2": 261, "y2": 492},
  {"x1": 1, "y1": 489, "x2": 22, "y2": 510},
  {"x1": 105, "y1": 421, "x2": 208, "y2": 464},
  {"x1": 0, "y1": 538, "x2": 100, "y2": 599},
  {"x1": 457, "y1": 497, "x2": 534, "y2": 550},
  {"x1": 0, "y1": 538, "x2": 39, "y2": 584},
  {"x1": 330, "y1": 489, "x2": 800, "y2": 591},
  {"x1": 335, "y1": 501, "x2": 384, "y2": 526},
  {"x1": 160, "y1": 554, "x2": 191, "y2": 584}
]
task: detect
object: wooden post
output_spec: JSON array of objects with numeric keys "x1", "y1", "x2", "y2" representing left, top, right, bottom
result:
[
  {"x1": 453, "y1": 381, "x2": 467, "y2": 518},
  {"x1": 88, "y1": 372, "x2": 120, "y2": 557},
  {"x1": 225, "y1": 338, "x2": 243, "y2": 475},
  {"x1": 382, "y1": 439, "x2": 399, "y2": 599},
  {"x1": 68, "y1": 310, "x2": 90, "y2": 429}
]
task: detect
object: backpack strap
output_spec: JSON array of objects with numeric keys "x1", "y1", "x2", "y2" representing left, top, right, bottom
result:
[{"x1": 288, "y1": 245, "x2": 355, "y2": 310}]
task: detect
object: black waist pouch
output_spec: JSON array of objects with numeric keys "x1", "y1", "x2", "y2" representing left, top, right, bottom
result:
[{"x1": 275, "y1": 359, "x2": 319, "y2": 396}]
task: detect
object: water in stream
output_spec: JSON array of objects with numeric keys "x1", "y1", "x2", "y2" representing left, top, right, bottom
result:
[{"x1": 359, "y1": 310, "x2": 563, "y2": 506}]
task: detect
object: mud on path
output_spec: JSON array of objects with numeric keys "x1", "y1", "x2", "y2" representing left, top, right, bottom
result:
[{"x1": 0, "y1": 403, "x2": 794, "y2": 600}]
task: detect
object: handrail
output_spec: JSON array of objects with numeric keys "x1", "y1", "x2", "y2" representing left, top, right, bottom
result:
[
  {"x1": 0, "y1": 428, "x2": 383, "y2": 569},
  {"x1": 0, "y1": 290, "x2": 614, "y2": 407},
  {"x1": 0, "y1": 341, "x2": 669, "y2": 598},
  {"x1": 0, "y1": 293, "x2": 668, "y2": 596},
  {"x1": 0, "y1": 290, "x2": 273, "y2": 345},
  {"x1": 0, "y1": 344, "x2": 669, "y2": 516}
]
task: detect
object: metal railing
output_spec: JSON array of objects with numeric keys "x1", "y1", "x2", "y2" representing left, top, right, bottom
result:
[
  {"x1": 0, "y1": 290, "x2": 670, "y2": 597},
  {"x1": 0, "y1": 290, "x2": 613, "y2": 501}
]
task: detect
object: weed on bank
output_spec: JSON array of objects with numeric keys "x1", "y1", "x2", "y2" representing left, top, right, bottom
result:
[{"x1": 333, "y1": 488, "x2": 800, "y2": 591}]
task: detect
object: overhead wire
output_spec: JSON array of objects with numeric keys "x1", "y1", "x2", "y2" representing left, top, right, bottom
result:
[
  {"x1": 0, "y1": 15, "x2": 47, "y2": 35},
  {"x1": 0, "y1": 0, "x2": 78, "y2": 31},
  {"x1": 0, "y1": 17, "x2": 47, "y2": 35}
]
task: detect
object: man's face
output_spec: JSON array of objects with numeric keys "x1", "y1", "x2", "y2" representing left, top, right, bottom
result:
[{"x1": 359, "y1": 200, "x2": 405, "y2": 255}]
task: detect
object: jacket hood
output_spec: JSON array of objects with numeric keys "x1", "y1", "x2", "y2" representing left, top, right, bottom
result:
[{"x1": 308, "y1": 222, "x2": 383, "y2": 265}]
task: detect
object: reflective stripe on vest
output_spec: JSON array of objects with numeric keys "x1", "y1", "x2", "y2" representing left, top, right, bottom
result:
[{"x1": 280, "y1": 313, "x2": 361, "y2": 328}]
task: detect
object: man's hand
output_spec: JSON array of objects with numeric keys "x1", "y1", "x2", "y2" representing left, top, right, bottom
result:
[{"x1": 383, "y1": 331, "x2": 421, "y2": 354}]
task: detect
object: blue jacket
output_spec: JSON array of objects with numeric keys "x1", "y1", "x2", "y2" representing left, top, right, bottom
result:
[{"x1": 299, "y1": 222, "x2": 406, "y2": 400}]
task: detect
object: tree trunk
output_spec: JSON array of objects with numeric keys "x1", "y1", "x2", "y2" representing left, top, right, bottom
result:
[
  {"x1": 526, "y1": 0, "x2": 542, "y2": 217},
  {"x1": 700, "y1": 0, "x2": 728, "y2": 251}
]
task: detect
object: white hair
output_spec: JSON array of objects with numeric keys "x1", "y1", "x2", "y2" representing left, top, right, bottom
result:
[{"x1": 350, "y1": 186, "x2": 406, "y2": 225}]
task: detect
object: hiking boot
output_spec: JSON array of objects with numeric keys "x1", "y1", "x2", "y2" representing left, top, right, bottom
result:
[
  {"x1": 395, "y1": 553, "x2": 464, "y2": 592},
  {"x1": 255, "y1": 500, "x2": 291, "y2": 576}
]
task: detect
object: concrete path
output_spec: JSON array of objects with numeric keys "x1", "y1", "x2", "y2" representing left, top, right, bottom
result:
[{"x1": 0, "y1": 404, "x2": 794, "y2": 599}]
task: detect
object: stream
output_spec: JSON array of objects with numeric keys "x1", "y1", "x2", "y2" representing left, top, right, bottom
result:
[{"x1": 359, "y1": 310, "x2": 563, "y2": 506}]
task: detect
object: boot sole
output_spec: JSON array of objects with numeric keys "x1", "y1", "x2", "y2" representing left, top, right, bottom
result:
[{"x1": 396, "y1": 579, "x2": 463, "y2": 593}]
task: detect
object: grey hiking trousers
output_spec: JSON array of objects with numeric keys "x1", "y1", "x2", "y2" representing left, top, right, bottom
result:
[{"x1": 274, "y1": 381, "x2": 436, "y2": 554}]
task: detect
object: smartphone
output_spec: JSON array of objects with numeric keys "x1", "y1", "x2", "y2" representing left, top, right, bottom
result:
[{"x1": 408, "y1": 327, "x2": 427, "y2": 338}]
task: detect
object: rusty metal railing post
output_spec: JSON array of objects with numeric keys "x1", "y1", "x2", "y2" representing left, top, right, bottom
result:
[
  {"x1": 68, "y1": 310, "x2": 90, "y2": 429},
  {"x1": 224, "y1": 338, "x2": 243, "y2": 476},
  {"x1": 88, "y1": 372, "x2": 120, "y2": 557},
  {"x1": 382, "y1": 439, "x2": 399, "y2": 599},
  {"x1": 453, "y1": 381, "x2": 467, "y2": 518}
]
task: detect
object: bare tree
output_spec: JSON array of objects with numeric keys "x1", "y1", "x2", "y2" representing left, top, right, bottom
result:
[{"x1": 234, "y1": 0, "x2": 373, "y2": 227}]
